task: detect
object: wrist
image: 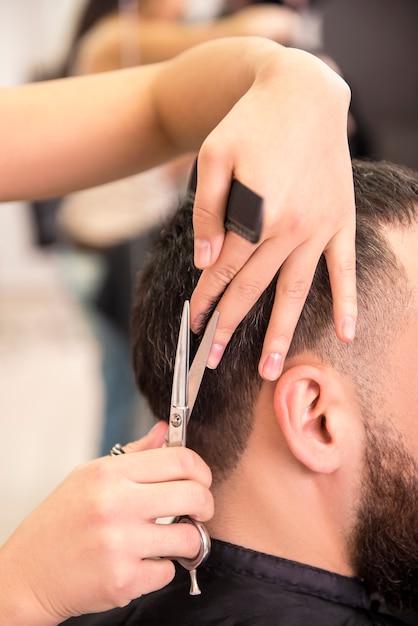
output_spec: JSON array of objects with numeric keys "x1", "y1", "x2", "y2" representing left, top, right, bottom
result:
[
  {"x1": 280, "y1": 47, "x2": 351, "y2": 107},
  {"x1": 0, "y1": 541, "x2": 60, "y2": 626},
  {"x1": 255, "y1": 45, "x2": 351, "y2": 129}
]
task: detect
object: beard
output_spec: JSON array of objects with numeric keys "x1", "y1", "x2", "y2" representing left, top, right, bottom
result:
[{"x1": 350, "y1": 422, "x2": 418, "y2": 613}]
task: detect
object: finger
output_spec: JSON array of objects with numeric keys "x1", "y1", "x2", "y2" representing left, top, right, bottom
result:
[
  {"x1": 131, "y1": 558, "x2": 175, "y2": 596},
  {"x1": 136, "y1": 479, "x2": 214, "y2": 522},
  {"x1": 324, "y1": 227, "x2": 357, "y2": 343},
  {"x1": 123, "y1": 421, "x2": 168, "y2": 454},
  {"x1": 138, "y1": 519, "x2": 206, "y2": 561},
  {"x1": 193, "y1": 237, "x2": 288, "y2": 368},
  {"x1": 258, "y1": 245, "x2": 321, "y2": 380},
  {"x1": 98, "y1": 553, "x2": 176, "y2": 607},
  {"x1": 94, "y1": 526, "x2": 205, "y2": 602},
  {"x1": 103, "y1": 557, "x2": 176, "y2": 607},
  {"x1": 190, "y1": 230, "x2": 259, "y2": 333},
  {"x1": 192, "y1": 151, "x2": 231, "y2": 269},
  {"x1": 113, "y1": 446, "x2": 213, "y2": 488}
]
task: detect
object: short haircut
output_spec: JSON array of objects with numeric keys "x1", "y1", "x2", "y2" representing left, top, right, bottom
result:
[{"x1": 131, "y1": 160, "x2": 418, "y2": 482}]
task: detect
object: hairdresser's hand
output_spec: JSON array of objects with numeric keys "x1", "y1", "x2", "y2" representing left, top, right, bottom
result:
[
  {"x1": 0, "y1": 422, "x2": 213, "y2": 625},
  {"x1": 191, "y1": 49, "x2": 356, "y2": 381}
]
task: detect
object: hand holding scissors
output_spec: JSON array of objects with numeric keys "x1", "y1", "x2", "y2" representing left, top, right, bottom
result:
[{"x1": 164, "y1": 300, "x2": 219, "y2": 595}]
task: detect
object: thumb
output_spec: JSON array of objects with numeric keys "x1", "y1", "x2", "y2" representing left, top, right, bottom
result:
[{"x1": 124, "y1": 421, "x2": 168, "y2": 453}]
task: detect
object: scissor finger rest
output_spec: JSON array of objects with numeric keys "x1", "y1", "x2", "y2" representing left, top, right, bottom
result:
[{"x1": 175, "y1": 517, "x2": 211, "y2": 595}]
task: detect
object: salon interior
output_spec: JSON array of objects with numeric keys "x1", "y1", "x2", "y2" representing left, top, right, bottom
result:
[{"x1": 0, "y1": 0, "x2": 417, "y2": 545}]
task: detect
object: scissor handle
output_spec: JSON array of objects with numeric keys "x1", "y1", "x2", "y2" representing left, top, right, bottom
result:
[{"x1": 175, "y1": 516, "x2": 211, "y2": 570}]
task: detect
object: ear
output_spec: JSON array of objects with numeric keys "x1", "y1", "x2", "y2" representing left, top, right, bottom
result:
[{"x1": 273, "y1": 364, "x2": 347, "y2": 474}]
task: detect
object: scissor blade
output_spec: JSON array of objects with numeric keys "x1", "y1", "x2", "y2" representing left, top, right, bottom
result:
[
  {"x1": 187, "y1": 310, "x2": 219, "y2": 419},
  {"x1": 170, "y1": 301, "x2": 190, "y2": 410}
]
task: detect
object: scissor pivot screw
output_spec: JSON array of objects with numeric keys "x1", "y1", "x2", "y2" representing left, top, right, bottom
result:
[{"x1": 170, "y1": 413, "x2": 182, "y2": 428}]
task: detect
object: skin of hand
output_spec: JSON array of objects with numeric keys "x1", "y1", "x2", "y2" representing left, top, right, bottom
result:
[
  {"x1": 0, "y1": 422, "x2": 214, "y2": 625},
  {"x1": 153, "y1": 41, "x2": 357, "y2": 381},
  {"x1": 0, "y1": 37, "x2": 356, "y2": 382}
]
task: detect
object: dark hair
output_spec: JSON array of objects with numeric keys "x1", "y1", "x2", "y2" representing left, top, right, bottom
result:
[{"x1": 131, "y1": 160, "x2": 418, "y2": 482}]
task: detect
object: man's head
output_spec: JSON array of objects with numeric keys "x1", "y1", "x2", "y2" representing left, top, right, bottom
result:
[{"x1": 131, "y1": 160, "x2": 418, "y2": 610}]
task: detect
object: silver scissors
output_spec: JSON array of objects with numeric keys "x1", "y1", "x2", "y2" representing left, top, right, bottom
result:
[{"x1": 166, "y1": 300, "x2": 219, "y2": 595}]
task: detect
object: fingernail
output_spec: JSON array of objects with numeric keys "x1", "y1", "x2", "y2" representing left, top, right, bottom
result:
[
  {"x1": 261, "y1": 353, "x2": 283, "y2": 381},
  {"x1": 341, "y1": 316, "x2": 356, "y2": 341},
  {"x1": 207, "y1": 344, "x2": 224, "y2": 369},
  {"x1": 195, "y1": 239, "x2": 211, "y2": 268}
]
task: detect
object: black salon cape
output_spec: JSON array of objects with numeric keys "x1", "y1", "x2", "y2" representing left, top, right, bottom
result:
[{"x1": 63, "y1": 539, "x2": 410, "y2": 626}]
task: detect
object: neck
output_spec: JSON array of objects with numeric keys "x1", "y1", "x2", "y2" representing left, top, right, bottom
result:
[{"x1": 206, "y1": 386, "x2": 355, "y2": 577}]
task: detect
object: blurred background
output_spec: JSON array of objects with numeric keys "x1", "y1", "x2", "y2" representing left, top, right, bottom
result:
[{"x1": 0, "y1": 0, "x2": 417, "y2": 545}]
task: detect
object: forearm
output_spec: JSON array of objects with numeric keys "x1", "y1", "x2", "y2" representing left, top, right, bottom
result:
[
  {"x1": 0, "y1": 64, "x2": 169, "y2": 201},
  {"x1": 0, "y1": 37, "x2": 349, "y2": 202},
  {"x1": 134, "y1": 14, "x2": 296, "y2": 65},
  {"x1": 75, "y1": 8, "x2": 298, "y2": 69},
  {"x1": 1, "y1": 38, "x2": 258, "y2": 201},
  {"x1": 75, "y1": 20, "x2": 233, "y2": 69},
  {"x1": 136, "y1": 20, "x2": 236, "y2": 64}
]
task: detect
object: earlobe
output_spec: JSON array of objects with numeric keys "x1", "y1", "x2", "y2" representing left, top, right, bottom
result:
[{"x1": 273, "y1": 366, "x2": 342, "y2": 474}]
